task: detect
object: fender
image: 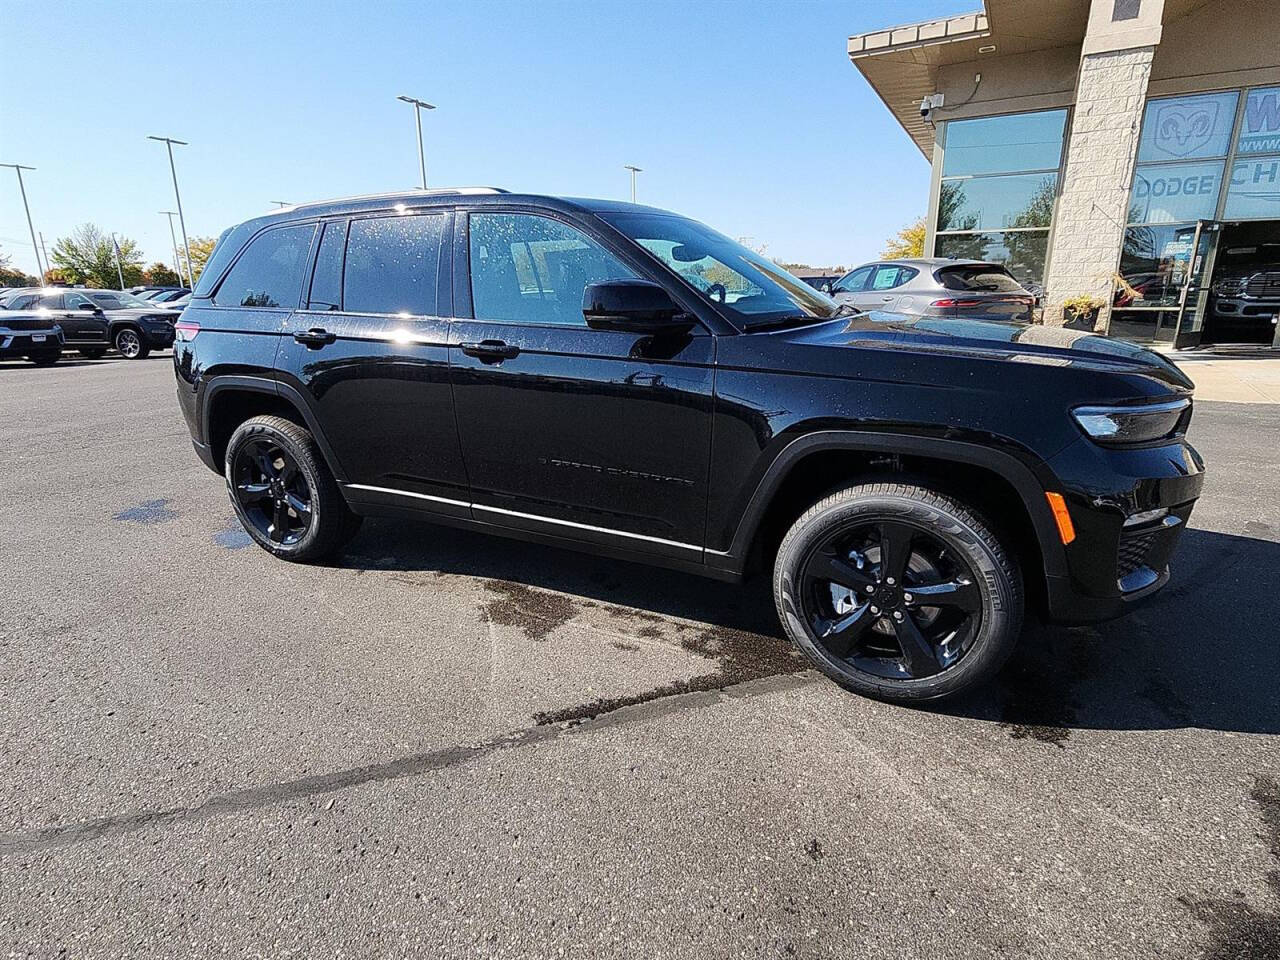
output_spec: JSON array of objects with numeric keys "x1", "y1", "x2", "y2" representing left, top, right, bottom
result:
[
  {"x1": 705, "y1": 429, "x2": 1069, "y2": 581},
  {"x1": 200, "y1": 374, "x2": 350, "y2": 483}
]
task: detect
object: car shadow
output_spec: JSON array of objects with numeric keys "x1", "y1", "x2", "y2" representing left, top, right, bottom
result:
[{"x1": 338, "y1": 521, "x2": 1279, "y2": 736}]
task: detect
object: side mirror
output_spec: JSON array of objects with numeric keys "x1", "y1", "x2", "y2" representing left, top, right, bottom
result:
[
  {"x1": 820, "y1": 282, "x2": 832, "y2": 294},
  {"x1": 78, "y1": 302, "x2": 99, "y2": 311},
  {"x1": 582, "y1": 279, "x2": 694, "y2": 335}
]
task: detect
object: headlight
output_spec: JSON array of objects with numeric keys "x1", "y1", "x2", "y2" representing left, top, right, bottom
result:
[{"x1": 1071, "y1": 398, "x2": 1190, "y2": 444}]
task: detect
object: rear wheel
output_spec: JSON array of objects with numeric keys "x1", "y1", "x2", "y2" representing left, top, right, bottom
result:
[
  {"x1": 774, "y1": 482, "x2": 1023, "y2": 703},
  {"x1": 113, "y1": 327, "x2": 149, "y2": 360},
  {"x1": 225, "y1": 415, "x2": 362, "y2": 562}
]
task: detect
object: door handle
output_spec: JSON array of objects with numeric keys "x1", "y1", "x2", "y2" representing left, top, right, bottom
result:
[
  {"x1": 294, "y1": 327, "x2": 336, "y2": 347},
  {"x1": 881, "y1": 295, "x2": 894, "y2": 301},
  {"x1": 460, "y1": 339, "x2": 520, "y2": 363}
]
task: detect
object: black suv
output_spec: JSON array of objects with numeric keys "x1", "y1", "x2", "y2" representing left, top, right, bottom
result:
[
  {"x1": 0, "y1": 287, "x2": 177, "y2": 359},
  {"x1": 174, "y1": 190, "x2": 1204, "y2": 703}
]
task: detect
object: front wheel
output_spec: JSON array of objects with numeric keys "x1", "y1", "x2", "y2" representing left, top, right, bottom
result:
[
  {"x1": 773, "y1": 482, "x2": 1023, "y2": 703},
  {"x1": 113, "y1": 327, "x2": 149, "y2": 360},
  {"x1": 225, "y1": 415, "x2": 362, "y2": 562}
]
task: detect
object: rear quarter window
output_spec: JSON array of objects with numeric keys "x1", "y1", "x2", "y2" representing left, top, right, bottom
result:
[
  {"x1": 213, "y1": 224, "x2": 316, "y2": 309},
  {"x1": 936, "y1": 266, "x2": 1024, "y2": 293}
]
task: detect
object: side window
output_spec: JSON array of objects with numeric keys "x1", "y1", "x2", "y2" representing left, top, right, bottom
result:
[
  {"x1": 38, "y1": 294, "x2": 64, "y2": 309},
  {"x1": 9, "y1": 294, "x2": 38, "y2": 310},
  {"x1": 834, "y1": 266, "x2": 873, "y2": 293},
  {"x1": 213, "y1": 223, "x2": 315, "y2": 309},
  {"x1": 343, "y1": 214, "x2": 444, "y2": 316},
  {"x1": 308, "y1": 220, "x2": 347, "y2": 312},
  {"x1": 469, "y1": 212, "x2": 638, "y2": 326},
  {"x1": 64, "y1": 292, "x2": 94, "y2": 310}
]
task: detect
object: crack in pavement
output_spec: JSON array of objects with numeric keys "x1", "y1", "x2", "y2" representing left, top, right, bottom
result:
[{"x1": 0, "y1": 672, "x2": 816, "y2": 859}]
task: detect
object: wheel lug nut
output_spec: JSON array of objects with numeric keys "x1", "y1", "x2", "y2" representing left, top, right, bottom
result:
[
  {"x1": 903, "y1": 593, "x2": 913, "y2": 603},
  {"x1": 886, "y1": 577, "x2": 896, "y2": 586},
  {"x1": 869, "y1": 605, "x2": 880, "y2": 615},
  {"x1": 892, "y1": 611, "x2": 904, "y2": 621},
  {"x1": 865, "y1": 585, "x2": 875, "y2": 594}
]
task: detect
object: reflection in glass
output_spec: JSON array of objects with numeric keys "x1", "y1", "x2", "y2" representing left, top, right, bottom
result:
[
  {"x1": 1136, "y1": 91, "x2": 1238, "y2": 163},
  {"x1": 941, "y1": 110, "x2": 1067, "y2": 176},
  {"x1": 1117, "y1": 224, "x2": 1198, "y2": 307},
  {"x1": 1128, "y1": 160, "x2": 1223, "y2": 224},
  {"x1": 934, "y1": 231, "x2": 1049, "y2": 287},
  {"x1": 937, "y1": 174, "x2": 1057, "y2": 231}
]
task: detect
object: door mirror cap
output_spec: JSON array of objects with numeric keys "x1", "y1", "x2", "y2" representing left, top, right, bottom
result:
[
  {"x1": 77, "y1": 302, "x2": 99, "y2": 311},
  {"x1": 582, "y1": 279, "x2": 695, "y2": 335}
]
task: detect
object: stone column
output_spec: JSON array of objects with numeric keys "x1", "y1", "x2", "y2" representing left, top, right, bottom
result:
[{"x1": 1043, "y1": 46, "x2": 1154, "y2": 329}]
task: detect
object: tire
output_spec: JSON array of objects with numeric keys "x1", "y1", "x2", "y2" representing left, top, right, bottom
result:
[
  {"x1": 78, "y1": 348, "x2": 107, "y2": 360},
  {"x1": 773, "y1": 482, "x2": 1023, "y2": 703},
  {"x1": 224, "y1": 415, "x2": 362, "y2": 562},
  {"x1": 113, "y1": 327, "x2": 149, "y2": 360},
  {"x1": 28, "y1": 352, "x2": 60, "y2": 366}
]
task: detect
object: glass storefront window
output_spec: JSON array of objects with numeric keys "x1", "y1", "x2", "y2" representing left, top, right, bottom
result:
[
  {"x1": 936, "y1": 174, "x2": 1057, "y2": 231},
  {"x1": 1224, "y1": 156, "x2": 1280, "y2": 219},
  {"x1": 941, "y1": 110, "x2": 1067, "y2": 176},
  {"x1": 1117, "y1": 223, "x2": 1199, "y2": 307},
  {"x1": 1136, "y1": 91, "x2": 1238, "y2": 163},
  {"x1": 1128, "y1": 160, "x2": 1224, "y2": 223},
  {"x1": 934, "y1": 231, "x2": 1049, "y2": 287},
  {"x1": 1235, "y1": 86, "x2": 1280, "y2": 156}
]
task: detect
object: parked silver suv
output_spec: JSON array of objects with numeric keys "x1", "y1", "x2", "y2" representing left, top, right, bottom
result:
[{"x1": 828, "y1": 258, "x2": 1035, "y2": 323}]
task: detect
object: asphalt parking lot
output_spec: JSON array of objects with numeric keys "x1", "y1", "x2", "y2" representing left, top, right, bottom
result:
[{"x1": 1, "y1": 355, "x2": 1277, "y2": 959}]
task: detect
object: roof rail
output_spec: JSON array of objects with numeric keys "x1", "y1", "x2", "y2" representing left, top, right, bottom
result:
[{"x1": 272, "y1": 187, "x2": 510, "y2": 213}]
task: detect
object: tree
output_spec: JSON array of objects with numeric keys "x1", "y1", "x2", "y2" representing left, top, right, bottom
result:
[
  {"x1": 0, "y1": 248, "x2": 38, "y2": 287},
  {"x1": 178, "y1": 236, "x2": 218, "y2": 284},
  {"x1": 50, "y1": 223, "x2": 144, "y2": 288},
  {"x1": 881, "y1": 216, "x2": 927, "y2": 259},
  {"x1": 142, "y1": 262, "x2": 182, "y2": 287}
]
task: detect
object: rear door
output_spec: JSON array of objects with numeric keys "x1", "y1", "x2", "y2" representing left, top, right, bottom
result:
[
  {"x1": 865, "y1": 264, "x2": 919, "y2": 312},
  {"x1": 276, "y1": 209, "x2": 469, "y2": 514},
  {"x1": 448, "y1": 208, "x2": 714, "y2": 559}
]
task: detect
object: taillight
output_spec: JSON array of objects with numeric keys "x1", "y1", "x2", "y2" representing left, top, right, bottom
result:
[
  {"x1": 174, "y1": 320, "x2": 200, "y2": 341},
  {"x1": 931, "y1": 298, "x2": 983, "y2": 308}
]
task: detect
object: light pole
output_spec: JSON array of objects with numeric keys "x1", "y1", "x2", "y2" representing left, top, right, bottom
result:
[
  {"x1": 1, "y1": 163, "x2": 44, "y2": 279},
  {"x1": 110, "y1": 233, "x2": 126, "y2": 290},
  {"x1": 396, "y1": 95, "x2": 435, "y2": 189},
  {"x1": 270, "y1": 200, "x2": 291, "y2": 208},
  {"x1": 624, "y1": 164, "x2": 642, "y2": 203},
  {"x1": 148, "y1": 136, "x2": 195, "y2": 289},
  {"x1": 160, "y1": 211, "x2": 182, "y2": 280},
  {"x1": 39, "y1": 233, "x2": 50, "y2": 280}
]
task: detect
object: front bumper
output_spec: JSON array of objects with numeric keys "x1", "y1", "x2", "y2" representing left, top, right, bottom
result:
[
  {"x1": 140, "y1": 319, "x2": 176, "y2": 348},
  {"x1": 0, "y1": 328, "x2": 64, "y2": 356},
  {"x1": 1042, "y1": 433, "x2": 1204, "y2": 623}
]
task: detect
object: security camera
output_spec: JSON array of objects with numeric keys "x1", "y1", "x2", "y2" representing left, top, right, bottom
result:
[{"x1": 919, "y1": 93, "x2": 944, "y2": 121}]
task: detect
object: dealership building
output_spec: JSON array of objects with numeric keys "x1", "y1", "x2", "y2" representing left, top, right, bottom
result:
[{"x1": 847, "y1": 0, "x2": 1280, "y2": 347}]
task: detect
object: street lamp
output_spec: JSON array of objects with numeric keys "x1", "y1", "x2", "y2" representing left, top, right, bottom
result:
[
  {"x1": 159, "y1": 211, "x2": 183, "y2": 280},
  {"x1": 396, "y1": 95, "x2": 436, "y2": 189},
  {"x1": 624, "y1": 164, "x2": 642, "y2": 203},
  {"x1": 270, "y1": 200, "x2": 291, "y2": 208},
  {"x1": 148, "y1": 136, "x2": 195, "y2": 289},
  {"x1": 0, "y1": 163, "x2": 44, "y2": 279}
]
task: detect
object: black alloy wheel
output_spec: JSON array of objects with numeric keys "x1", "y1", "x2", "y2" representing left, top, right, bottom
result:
[
  {"x1": 774, "y1": 482, "x2": 1022, "y2": 703},
  {"x1": 798, "y1": 519, "x2": 981, "y2": 680},
  {"x1": 231, "y1": 437, "x2": 313, "y2": 546}
]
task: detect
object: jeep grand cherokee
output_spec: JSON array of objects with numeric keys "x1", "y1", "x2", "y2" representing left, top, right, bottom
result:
[{"x1": 173, "y1": 189, "x2": 1204, "y2": 703}]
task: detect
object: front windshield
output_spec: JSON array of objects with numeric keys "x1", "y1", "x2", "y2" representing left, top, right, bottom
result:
[
  {"x1": 90, "y1": 290, "x2": 153, "y2": 309},
  {"x1": 604, "y1": 212, "x2": 842, "y2": 327}
]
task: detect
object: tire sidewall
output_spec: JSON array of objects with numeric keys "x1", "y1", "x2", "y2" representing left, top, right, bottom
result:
[
  {"x1": 225, "y1": 420, "x2": 329, "y2": 559},
  {"x1": 775, "y1": 492, "x2": 1021, "y2": 702},
  {"x1": 114, "y1": 327, "x2": 146, "y2": 359}
]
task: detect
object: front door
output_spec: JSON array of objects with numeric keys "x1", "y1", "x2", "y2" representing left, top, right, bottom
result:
[
  {"x1": 449, "y1": 209, "x2": 714, "y2": 560},
  {"x1": 1174, "y1": 219, "x2": 1222, "y2": 349},
  {"x1": 41, "y1": 291, "x2": 108, "y2": 345},
  {"x1": 276, "y1": 211, "x2": 470, "y2": 514}
]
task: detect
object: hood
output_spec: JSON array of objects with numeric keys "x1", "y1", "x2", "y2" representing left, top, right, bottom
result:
[{"x1": 781, "y1": 310, "x2": 1195, "y2": 393}]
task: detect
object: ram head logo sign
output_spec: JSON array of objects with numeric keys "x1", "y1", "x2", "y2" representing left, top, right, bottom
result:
[{"x1": 1153, "y1": 101, "x2": 1220, "y2": 158}]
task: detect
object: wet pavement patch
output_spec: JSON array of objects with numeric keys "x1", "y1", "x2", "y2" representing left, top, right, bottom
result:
[
  {"x1": 534, "y1": 620, "x2": 805, "y2": 725},
  {"x1": 1179, "y1": 775, "x2": 1280, "y2": 959},
  {"x1": 112, "y1": 499, "x2": 178, "y2": 525},
  {"x1": 479, "y1": 580, "x2": 578, "y2": 641}
]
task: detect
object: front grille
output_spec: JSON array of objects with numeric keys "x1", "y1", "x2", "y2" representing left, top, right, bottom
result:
[
  {"x1": 1117, "y1": 529, "x2": 1158, "y2": 579},
  {"x1": 1244, "y1": 272, "x2": 1280, "y2": 298}
]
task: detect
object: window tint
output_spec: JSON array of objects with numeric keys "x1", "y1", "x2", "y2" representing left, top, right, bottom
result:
[
  {"x1": 833, "y1": 266, "x2": 872, "y2": 293},
  {"x1": 343, "y1": 214, "x2": 444, "y2": 316},
  {"x1": 214, "y1": 223, "x2": 315, "y2": 308},
  {"x1": 64, "y1": 291, "x2": 95, "y2": 310},
  {"x1": 7, "y1": 294, "x2": 38, "y2": 310},
  {"x1": 469, "y1": 213, "x2": 637, "y2": 326},
  {"x1": 936, "y1": 265, "x2": 1024, "y2": 293},
  {"x1": 308, "y1": 220, "x2": 347, "y2": 311}
]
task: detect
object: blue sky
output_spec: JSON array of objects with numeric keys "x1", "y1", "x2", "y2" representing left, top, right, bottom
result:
[{"x1": 1, "y1": 0, "x2": 974, "y2": 278}]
